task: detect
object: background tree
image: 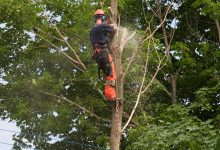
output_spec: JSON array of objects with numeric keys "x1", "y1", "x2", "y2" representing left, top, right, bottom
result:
[{"x1": 0, "y1": 0, "x2": 219, "y2": 150}]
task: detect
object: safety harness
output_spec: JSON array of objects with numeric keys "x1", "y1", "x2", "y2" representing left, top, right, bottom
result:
[
  {"x1": 93, "y1": 44, "x2": 112, "y2": 79},
  {"x1": 93, "y1": 44, "x2": 117, "y2": 101}
]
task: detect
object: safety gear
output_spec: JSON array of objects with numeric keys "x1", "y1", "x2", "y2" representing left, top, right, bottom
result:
[
  {"x1": 104, "y1": 85, "x2": 116, "y2": 100},
  {"x1": 94, "y1": 15, "x2": 107, "y2": 22},
  {"x1": 90, "y1": 11, "x2": 117, "y2": 101},
  {"x1": 92, "y1": 44, "x2": 112, "y2": 79},
  {"x1": 92, "y1": 44, "x2": 117, "y2": 101},
  {"x1": 94, "y1": 9, "x2": 105, "y2": 15},
  {"x1": 94, "y1": 9, "x2": 107, "y2": 22},
  {"x1": 104, "y1": 54, "x2": 117, "y2": 101},
  {"x1": 104, "y1": 54, "x2": 116, "y2": 80}
]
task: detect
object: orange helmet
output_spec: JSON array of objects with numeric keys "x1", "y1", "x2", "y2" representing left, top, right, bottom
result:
[{"x1": 94, "y1": 9, "x2": 105, "y2": 15}]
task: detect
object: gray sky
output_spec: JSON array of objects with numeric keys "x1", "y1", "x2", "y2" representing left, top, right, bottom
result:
[{"x1": 0, "y1": 119, "x2": 19, "y2": 150}]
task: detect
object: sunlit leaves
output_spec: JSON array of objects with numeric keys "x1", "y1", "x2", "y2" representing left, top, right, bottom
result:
[
  {"x1": 192, "y1": 0, "x2": 220, "y2": 20},
  {"x1": 126, "y1": 105, "x2": 219, "y2": 150}
]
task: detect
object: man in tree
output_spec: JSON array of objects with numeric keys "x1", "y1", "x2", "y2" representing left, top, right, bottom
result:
[{"x1": 90, "y1": 9, "x2": 117, "y2": 100}]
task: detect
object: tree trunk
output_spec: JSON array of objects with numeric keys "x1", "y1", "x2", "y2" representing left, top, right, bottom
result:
[
  {"x1": 110, "y1": 0, "x2": 123, "y2": 150},
  {"x1": 161, "y1": 21, "x2": 177, "y2": 104},
  {"x1": 215, "y1": 19, "x2": 220, "y2": 43},
  {"x1": 158, "y1": 5, "x2": 177, "y2": 104},
  {"x1": 110, "y1": 46, "x2": 123, "y2": 150},
  {"x1": 170, "y1": 74, "x2": 177, "y2": 104}
]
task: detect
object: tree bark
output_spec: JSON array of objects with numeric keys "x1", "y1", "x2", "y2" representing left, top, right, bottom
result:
[
  {"x1": 110, "y1": 0, "x2": 123, "y2": 150},
  {"x1": 215, "y1": 19, "x2": 220, "y2": 43},
  {"x1": 110, "y1": 47, "x2": 123, "y2": 149},
  {"x1": 170, "y1": 74, "x2": 177, "y2": 104}
]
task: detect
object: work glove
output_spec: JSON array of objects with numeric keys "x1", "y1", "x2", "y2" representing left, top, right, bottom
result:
[{"x1": 110, "y1": 23, "x2": 118, "y2": 31}]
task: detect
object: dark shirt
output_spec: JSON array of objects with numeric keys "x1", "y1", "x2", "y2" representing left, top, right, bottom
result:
[{"x1": 90, "y1": 23, "x2": 113, "y2": 45}]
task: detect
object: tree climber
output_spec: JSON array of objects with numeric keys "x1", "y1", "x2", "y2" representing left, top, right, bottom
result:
[{"x1": 90, "y1": 9, "x2": 117, "y2": 101}]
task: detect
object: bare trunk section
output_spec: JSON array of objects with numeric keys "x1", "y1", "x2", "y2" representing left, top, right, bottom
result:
[
  {"x1": 170, "y1": 74, "x2": 177, "y2": 104},
  {"x1": 110, "y1": 0, "x2": 123, "y2": 150},
  {"x1": 110, "y1": 47, "x2": 123, "y2": 150},
  {"x1": 215, "y1": 19, "x2": 220, "y2": 43}
]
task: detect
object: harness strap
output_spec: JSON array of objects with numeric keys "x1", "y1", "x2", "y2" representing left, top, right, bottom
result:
[
  {"x1": 94, "y1": 48, "x2": 101, "y2": 54},
  {"x1": 93, "y1": 43, "x2": 108, "y2": 49},
  {"x1": 92, "y1": 44, "x2": 108, "y2": 59}
]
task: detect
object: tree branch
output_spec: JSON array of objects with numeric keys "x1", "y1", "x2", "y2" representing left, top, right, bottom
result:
[
  {"x1": 122, "y1": 60, "x2": 149, "y2": 132},
  {"x1": 34, "y1": 27, "x2": 64, "y2": 42},
  {"x1": 119, "y1": 28, "x2": 136, "y2": 53},
  {"x1": 97, "y1": 88, "x2": 107, "y2": 101},
  {"x1": 215, "y1": 19, "x2": 220, "y2": 43},
  {"x1": 121, "y1": 16, "x2": 167, "y2": 82},
  {"x1": 121, "y1": 3, "x2": 173, "y2": 131},
  {"x1": 36, "y1": 33, "x2": 85, "y2": 72},
  {"x1": 43, "y1": 92, "x2": 111, "y2": 123},
  {"x1": 53, "y1": 25, "x2": 86, "y2": 70},
  {"x1": 141, "y1": 3, "x2": 172, "y2": 46}
]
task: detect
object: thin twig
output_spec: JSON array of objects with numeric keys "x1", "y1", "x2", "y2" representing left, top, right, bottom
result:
[
  {"x1": 121, "y1": 4, "x2": 166, "y2": 80},
  {"x1": 36, "y1": 26, "x2": 82, "y2": 49},
  {"x1": 122, "y1": 47, "x2": 138, "y2": 81},
  {"x1": 53, "y1": 25, "x2": 86, "y2": 70},
  {"x1": 97, "y1": 88, "x2": 107, "y2": 101},
  {"x1": 36, "y1": 33, "x2": 85, "y2": 72},
  {"x1": 141, "y1": 4, "x2": 172, "y2": 46},
  {"x1": 119, "y1": 27, "x2": 128, "y2": 52},
  {"x1": 122, "y1": 58, "x2": 149, "y2": 132},
  {"x1": 122, "y1": 3, "x2": 173, "y2": 132},
  {"x1": 120, "y1": 30, "x2": 136, "y2": 54},
  {"x1": 125, "y1": 31, "x2": 136, "y2": 42},
  {"x1": 43, "y1": 92, "x2": 111, "y2": 123},
  {"x1": 34, "y1": 27, "x2": 64, "y2": 42}
]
